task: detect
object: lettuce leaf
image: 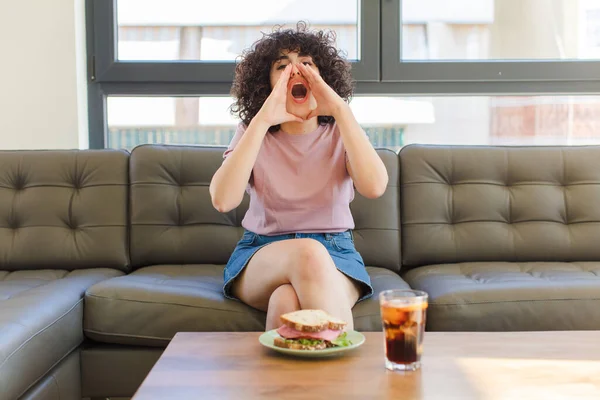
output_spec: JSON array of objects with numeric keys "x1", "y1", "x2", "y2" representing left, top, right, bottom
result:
[
  {"x1": 330, "y1": 332, "x2": 353, "y2": 347},
  {"x1": 286, "y1": 338, "x2": 324, "y2": 347},
  {"x1": 280, "y1": 332, "x2": 353, "y2": 348}
]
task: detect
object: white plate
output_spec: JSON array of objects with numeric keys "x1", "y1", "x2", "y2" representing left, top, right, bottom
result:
[{"x1": 258, "y1": 329, "x2": 366, "y2": 358}]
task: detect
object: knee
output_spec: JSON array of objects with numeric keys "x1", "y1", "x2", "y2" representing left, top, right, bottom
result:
[
  {"x1": 289, "y1": 239, "x2": 337, "y2": 283},
  {"x1": 268, "y1": 284, "x2": 300, "y2": 310}
]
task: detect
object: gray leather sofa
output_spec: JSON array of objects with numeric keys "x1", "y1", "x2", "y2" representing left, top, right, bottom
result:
[
  {"x1": 400, "y1": 146, "x2": 600, "y2": 331},
  {"x1": 1, "y1": 144, "x2": 600, "y2": 400},
  {"x1": 0, "y1": 151, "x2": 129, "y2": 400}
]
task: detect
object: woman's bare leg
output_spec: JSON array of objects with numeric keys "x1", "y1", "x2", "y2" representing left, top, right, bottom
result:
[
  {"x1": 232, "y1": 238, "x2": 361, "y2": 330},
  {"x1": 265, "y1": 284, "x2": 300, "y2": 331}
]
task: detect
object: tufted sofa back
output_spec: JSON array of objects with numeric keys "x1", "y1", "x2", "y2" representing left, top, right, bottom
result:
[
  {"x1": 0, "y1": 150, "x2": 130, "y2": 271},
  {"x1": 5, "y1": 144, "x2": 600, "y2": 274},
  {"x1": 400, "y1": 145, "x2": 600, "y2": 268},
  {"x1": 128, "y1": 145, "x2": 401, "y2": 271}
]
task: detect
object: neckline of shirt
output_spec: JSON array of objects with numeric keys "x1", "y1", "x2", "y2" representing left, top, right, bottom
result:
[{"x1": 276, "y1": 122, "x2": 329, "y2": 141}]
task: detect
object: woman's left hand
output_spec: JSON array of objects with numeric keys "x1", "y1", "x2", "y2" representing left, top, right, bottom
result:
[{"x1": 297, "y1": 63, "x2": 348, "y2": 120}]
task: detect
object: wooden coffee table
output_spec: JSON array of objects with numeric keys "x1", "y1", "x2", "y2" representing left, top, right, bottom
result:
[{"x1": 132, "y1": 331, "x2": 600, "y2": 399}]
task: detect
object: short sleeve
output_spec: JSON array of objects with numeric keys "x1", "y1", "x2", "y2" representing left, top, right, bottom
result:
[
  {"x1": 222, "y1": 122, "x2": 254, "y2": 189},
  {"x1": 223, "y1": 122, "x2": 247, "y2": 162}
]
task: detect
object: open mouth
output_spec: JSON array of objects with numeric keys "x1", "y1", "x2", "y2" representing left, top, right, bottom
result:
[{"x1": 290, "y1": 82, "x2": 309, "y2": 103}]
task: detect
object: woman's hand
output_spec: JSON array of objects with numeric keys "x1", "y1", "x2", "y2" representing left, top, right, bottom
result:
[
  {"x1": 256, "y1": 64, "x2": 304, "y2": 126},
  {"x1": 297, "y1": 62, "x2": 348, "y2": 120}
]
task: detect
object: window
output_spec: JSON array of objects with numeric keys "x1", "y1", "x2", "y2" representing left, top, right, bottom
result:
[
  {"x1": 580, "y1": 0, "x2": 600, "y2": 58},
  {"x1": 382, "y1": 0, "x2": 600, "y2": 81},
  {"x1": 403, "y1": 95, "x2": 600, "y2": 146},
  {"x1": 116, "y1": 0, "x2": 359, "y2": 61},
  {"x1": 401, "y1": 0, "x2": 599, "y2": 61},
  {"x1": 90, "y1": 0, "x2": 378, "y2": 83},
  {"x1": 88, "y1": 0, "x2": 600, "y2": 149},
  {"x1": 106, "y1": 96, "x2": 432, "y2": 151},
  {"x1": 105, "y1": 95, "x2": 600, "y2": 151}
]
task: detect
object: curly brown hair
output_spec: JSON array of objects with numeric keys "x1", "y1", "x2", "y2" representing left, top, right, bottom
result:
[{"x1": 230, "y1": 21, "x2": 355, "y2": 132}]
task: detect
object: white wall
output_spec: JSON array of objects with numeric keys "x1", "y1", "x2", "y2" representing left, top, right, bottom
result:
[{"x1": 0, "y1": 0, "x2": 88, "y2": 150}]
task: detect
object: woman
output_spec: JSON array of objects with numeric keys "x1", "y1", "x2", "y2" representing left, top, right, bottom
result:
[{"x1": 209, "y1": 22, "x2": 388, "y2": 331}]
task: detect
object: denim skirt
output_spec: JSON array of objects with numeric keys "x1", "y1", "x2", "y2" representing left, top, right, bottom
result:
[{"x1": 223, "y1": 229, "x2": 373, "y2": 303}]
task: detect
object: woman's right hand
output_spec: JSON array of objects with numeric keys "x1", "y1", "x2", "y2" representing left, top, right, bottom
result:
[{"x1": 256, "y1": 64, "x2": 304, "y2": 126}]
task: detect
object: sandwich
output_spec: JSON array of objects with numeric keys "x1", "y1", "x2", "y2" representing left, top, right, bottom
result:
[{"x1": 273, "y1": 309, "x2": 353, "y2": 350}]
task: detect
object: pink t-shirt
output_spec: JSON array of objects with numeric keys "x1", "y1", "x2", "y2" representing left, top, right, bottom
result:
[{"x1": 223, "y1": 122, "x2": 355, "y2": 235}]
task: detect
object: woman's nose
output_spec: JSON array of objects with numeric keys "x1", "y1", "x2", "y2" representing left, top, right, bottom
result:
[{"x1": 291, "y1": 64, "x2": 301, "y2": 76}]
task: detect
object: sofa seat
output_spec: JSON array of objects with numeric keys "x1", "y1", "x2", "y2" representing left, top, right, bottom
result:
[
  {"x1": 353, "y1": 267, "x2": 411, "y2": 330},
  {"x1": 403, "y1": 262, "x2": 600, "y2": 331},
  {"x1": 84, "y1": 265, "x2": 409, "y2": 346},
  {"x1": 0, "y1": 268, "x2": 123, "y2": 400},
  {"x1": 84, "y1": 265, "x2": 266, "y2": 346}
]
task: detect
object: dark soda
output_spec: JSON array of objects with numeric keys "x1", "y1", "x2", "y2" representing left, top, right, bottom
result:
[{"x1": 381, "y1": 300, "x2": 427, "y2": 367}]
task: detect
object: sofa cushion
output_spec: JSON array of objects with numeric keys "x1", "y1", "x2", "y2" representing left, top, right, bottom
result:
[
  {"x1": 0, "y1": 150, "x2": 130, "y2": 272},
  {"x1": 84, "y1": 265, "x2": 267, "y2": 346},
  {"x1": 0, "y1": 268, "x2": 123, "y2": 399},
  {"x1": 353, "y1": 267, "x2": 411, "y2": 330},
  {"x1": 129, "y1": 145, "x2": 401, "y2": 272},
  {"x1": 351, "y1": 151, "x2": 401, "y2": 272},
  {"x1": 84, "y1": 265, "x2": 409, "y2": 346},
  {"x1": 403, "y1": 262, "x2": 600, "y2": 331},
  {"x1": 400, "y1": 145, "x2": 600, "y2": 267}
]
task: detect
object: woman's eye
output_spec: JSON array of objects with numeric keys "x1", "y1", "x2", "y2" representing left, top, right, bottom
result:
[
  {"x1": 302, "y1": 61, "x2": 312, "y2": 66},
  {"x1": 277, "y1": 64, "x2": 287, "y2": 70}
]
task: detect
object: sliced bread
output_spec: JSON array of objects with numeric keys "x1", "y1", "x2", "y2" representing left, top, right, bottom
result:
[{"x1": 280, "y1": 309, "x2": 347, "y2": 333}]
